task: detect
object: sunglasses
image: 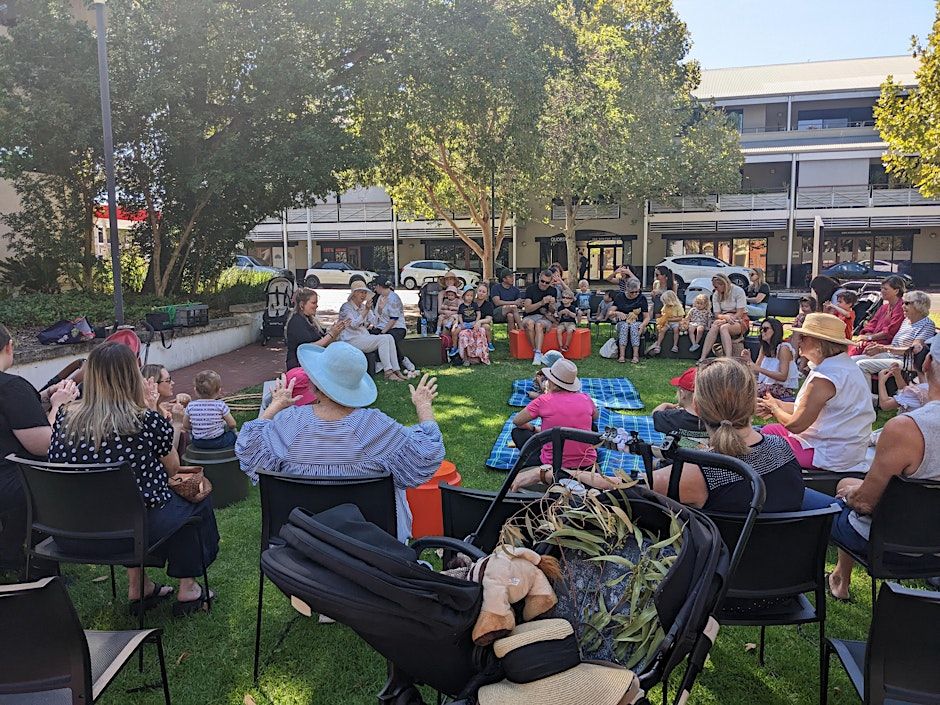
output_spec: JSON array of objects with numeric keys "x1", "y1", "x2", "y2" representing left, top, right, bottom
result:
[
  {"x1": 539, "y1": 279, "x2": 552, "y2": 285},
  {"x1": 760, "y1": 327, "x2": 772, "y2": 332}
]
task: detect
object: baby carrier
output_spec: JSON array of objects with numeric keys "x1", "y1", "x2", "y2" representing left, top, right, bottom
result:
[
  {"x1": 261, "y1": 276, "x2": 294, "y2": 344},
  {"x1": 417, "y1": 278, "x2": 442, "y2": 334},
  {"x1": 260, "y1": 428, "x2": 765, "y2": 705}
]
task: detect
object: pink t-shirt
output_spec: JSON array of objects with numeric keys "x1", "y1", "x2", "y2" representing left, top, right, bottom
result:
[{"x1": 525, "y1": 391, "x2": 597, "y2": 468}]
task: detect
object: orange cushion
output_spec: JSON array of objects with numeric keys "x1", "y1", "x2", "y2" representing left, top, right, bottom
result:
[{"x1": 509, "y1": 327, "x2": 591, "y2": 359}]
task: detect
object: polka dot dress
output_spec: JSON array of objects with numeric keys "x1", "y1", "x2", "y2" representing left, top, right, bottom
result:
[{"x1": 49, "y1": 409, "x2": 174, "y2": 509}]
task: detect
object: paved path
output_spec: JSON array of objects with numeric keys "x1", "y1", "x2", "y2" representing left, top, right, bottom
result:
[{"x1": 171, "y1": 339, "x2": 286, "y2": 398}]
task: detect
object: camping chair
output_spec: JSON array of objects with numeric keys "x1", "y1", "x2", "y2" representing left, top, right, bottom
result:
[
  {"x1": 253, "y1": 469, "x2": 397, "y2": 682},
  {"x1": 440, "y1": 484, "x2": 539, "y2": 555},
  {"x1": 822, "y1": 582, "x2": 940, "y2": 705},
  {"x1": 831, "y1": 475, "x2": 940, "y2": 608},
  {"x1": 749, "y1": 295, "x2": 801, "y2": 334},
  {"x1": 0, "y1": 576, "x2": 172, "y2": 704},
  {"x1": 710, "y1": 504, "x2": 840, "y2": 691},
  {"x1": 11, "y1": 456, "x2": 210, "y2": 634}
]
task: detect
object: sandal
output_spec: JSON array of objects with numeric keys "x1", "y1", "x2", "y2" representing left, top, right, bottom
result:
[
  {"x1": 129, "y1": 582, "x2": 173, "y2": 616},
  {"x1": 173, "y1": 585, "x2": 215, "y2": 617}
]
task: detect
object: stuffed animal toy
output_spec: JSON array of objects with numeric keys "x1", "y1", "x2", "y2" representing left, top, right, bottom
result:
[{"x1": 466, "y1": 545, "x2": 562, "y2": 646}]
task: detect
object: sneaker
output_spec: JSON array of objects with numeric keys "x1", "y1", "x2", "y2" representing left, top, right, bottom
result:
[
  {"x1": 318, "y1": 614, "x2": 336, "y2": 624},
  {"x1": 688, "y1": 343, "x2": 700, "y2": 352},
  {"x1": 532, "y1": 351, "x2": 543, "y2": 365},
  {"x1": 402, "y1": 356, "x2": 416, "y2": 372},
  {"x1": 487, "y1": 342, "x2": 495, "y2": 352},
  {"x1": 448, "y1": 347, "x2": 458, "y2": 357}
]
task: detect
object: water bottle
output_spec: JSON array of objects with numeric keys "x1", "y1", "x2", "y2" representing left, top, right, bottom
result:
[{"x1": 420, "y1": 317, "x2": 428, "y2": 336}]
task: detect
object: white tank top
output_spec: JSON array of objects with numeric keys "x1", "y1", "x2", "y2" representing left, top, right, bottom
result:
[
  {"x1": 793, "y1": 353, "x2": 876, "y2": 472},
  {"x1": 757, "y1": 342, "x2": 799, "y2": 390}
]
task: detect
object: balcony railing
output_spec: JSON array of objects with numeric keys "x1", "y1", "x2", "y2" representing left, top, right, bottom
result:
[
  {"x1": 796, "y1": 186, "x2": 940, "y2": 209},
  {"x1": 550, "y1": 203, "x2": 621, "y2": 220},
  {"x1": 649, "y1": 192, "x2": 787, "y2": 213}
]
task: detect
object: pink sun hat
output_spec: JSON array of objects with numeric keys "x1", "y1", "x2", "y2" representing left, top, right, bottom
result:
[{"x1": 285, "y1": 367, "x2": 318, "y2": 406}]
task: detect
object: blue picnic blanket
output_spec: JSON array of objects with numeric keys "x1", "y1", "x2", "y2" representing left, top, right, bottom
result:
[
  {"x1": 508, "y1": 377, "x2": 644, "y2": 410},
  {"x1": 485, "y1": 409, "x2": 664, "y2": 478}
]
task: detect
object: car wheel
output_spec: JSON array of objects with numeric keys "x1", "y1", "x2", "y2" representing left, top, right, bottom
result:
[
  {"x1": 457, "y1": 278, "x2": 466, "y2": 288},
  {"x1": 404, "y1": 277, "x2": 417, "y2": 290},
  {"x1": 729, "y1": 274, "x2": 748, "y2": 289},
  {"x1": 673, "y1": 274, "x2": 685, "y2": 289},
  {"x1": 304, "y1": 275, "x2": 320, "y2": 288},
  {"x1": 349, "y1": 275, "x2": 366, "y2": 286}
]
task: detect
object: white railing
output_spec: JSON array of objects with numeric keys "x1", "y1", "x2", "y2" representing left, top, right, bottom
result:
[
  {"x1": 649, "y1": 195, "x2": 718, "y2": 213},
  {"x1": 796, "y1": 186, "x2": 940, "y2": 209},
  {"x1": 649, "y1": 192, "x2": 787, "y2": 213},
  {"x1": 740, "y1": 125, "x2": 788, "y2": 134},
  {"x1": 871, "y1": 187, "x2": 940, "y2": 207},
  {"x1": 549, "y1": 203, "x2": 621, "y2": 220}
]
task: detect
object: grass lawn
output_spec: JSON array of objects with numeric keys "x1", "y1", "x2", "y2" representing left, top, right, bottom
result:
[{"x1": 17, "y1": 328, "x2": 906, "y2": 705}]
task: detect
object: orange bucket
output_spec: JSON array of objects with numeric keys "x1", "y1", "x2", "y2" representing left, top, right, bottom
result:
[{"x1": 406, "y1": 460, "x2": 462, "y2": 539}]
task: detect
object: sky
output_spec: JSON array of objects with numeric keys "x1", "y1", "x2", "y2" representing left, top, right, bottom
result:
[{"x1": 673, "y1": 0, "x2": 937, "y2": 69}]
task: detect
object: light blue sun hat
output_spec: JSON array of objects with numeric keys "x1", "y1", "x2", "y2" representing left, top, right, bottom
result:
[
  {"x1": 541, "y1": 350, "x2": 564, "y2": 367},
  {"x1": 297, "y1": 341, "x2": 377, "y2": 408}
]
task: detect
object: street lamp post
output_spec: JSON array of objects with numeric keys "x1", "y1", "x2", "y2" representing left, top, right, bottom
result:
[{"x1": 93, "y1": 0, "x2": 125, "y2": 326}]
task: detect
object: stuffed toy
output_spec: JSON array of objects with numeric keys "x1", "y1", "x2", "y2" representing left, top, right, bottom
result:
[{"x1": 464, "y1": 545, "x2": 562, "y2": 646}]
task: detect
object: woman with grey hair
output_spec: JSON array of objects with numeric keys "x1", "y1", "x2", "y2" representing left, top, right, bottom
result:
[
  {"x1": 612, "y1": 277, "x2": 650, "y2": 364},
  {"x1": 851, "y1": 290, "x2": 936, "y2": 374},
  {"x1": 339, "y1": 282, "x2": 407, "y2": 381}
]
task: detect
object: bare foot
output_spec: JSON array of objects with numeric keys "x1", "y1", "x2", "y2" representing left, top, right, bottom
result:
[{"x1": 828, "y1": 572, "x2": 851, "y2": 601}]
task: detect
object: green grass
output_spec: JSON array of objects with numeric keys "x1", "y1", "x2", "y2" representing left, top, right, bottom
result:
[{"x1": 21, "y1": 329, "x2": 899, "y2": 705}]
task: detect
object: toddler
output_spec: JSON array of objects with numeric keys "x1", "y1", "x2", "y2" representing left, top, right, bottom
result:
[
  {"x1": 595, "y1": 290, "x2": 616, "y2": 322},
  {"x1": 649, "y1": 290, "x2": 685, "y2": 355},
  {"x1": 824, "y1": 290, "x2": 857, "y2": 340},
  {"x1": 436, "y1": 286, "x2": 461, "y2": 335},
  {"x1": 789, "y1": 296, "x2": 817, "y2": 372},
  {"x1": 184, "y1": 370, "x2": 237, "y2": 449},
  {"x1": 527, "y1": 351, "x2": 564, "y2": 399},
  {"x1": 575, "y1": 280, "x2": 593, "y2": 317},
  {"x1": 556, "y1": 290, "x2": 580, "y2": 353},
  {"x1": 877, "y1": 363, "x2": 929, "y2": 413},
  {"x1": 683, "y1": 294, "x2": 712, "y2": 352}
]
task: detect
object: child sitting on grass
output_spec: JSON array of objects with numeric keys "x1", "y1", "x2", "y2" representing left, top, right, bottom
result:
[
  {"x1": 648, "y1": 290, "x2": 685, "y2": 355},
  {"x1": 527, "y1": 350, "x2": 564, "y2": 399},
  {"x1": 683, "y1": 293, "x2": 712, "y2": 353},
  {"x1": 556, "y1": 290, "x2": 581, "y2": 353},
  {"x1": 184, "y1": 370, "x2": 237, "y2": 449}
]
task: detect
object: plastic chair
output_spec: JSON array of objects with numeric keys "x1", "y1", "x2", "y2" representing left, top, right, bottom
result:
[
  {"x1": 439, "y1": 484, "x2": 539, "y2": 555},
  {"x1": 253, "y1": 469, "x2": 397, "y2": 681},
  {"x1": 710, "y1": 504, "x2": 840, "y2": 691},
  {"x1": 0, "y1": 576, "x2": 171, "y2": 704},
  {"x1": 831, "y1": 475, "x2": 940, "y2": 607},
  {"x1": 11, "y1": 456, "x2": 210, "y2": 633},
  {"x1": 822, "y1": 582, "x2": 940, "y2": 705}
]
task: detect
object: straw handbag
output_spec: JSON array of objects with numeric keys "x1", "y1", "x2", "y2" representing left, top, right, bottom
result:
[{"x1": 168, "y1": 467, "x2": 212, "y2": 503}]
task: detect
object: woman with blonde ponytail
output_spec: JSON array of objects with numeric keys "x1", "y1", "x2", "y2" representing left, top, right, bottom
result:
[{"x1": 650, "y1": 358, "x2": 804, "y2": 512}]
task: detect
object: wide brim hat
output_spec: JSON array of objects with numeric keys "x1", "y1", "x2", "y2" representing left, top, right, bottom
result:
[
  {"x1": 297, "y1": 341, "x2": 377, "y2": 408},
  {"x1": 285, "y1": 366, "x2": 318, "y2": 406},
  {"x1": 349, "y1": 281, "x2": 371, "y2": 297},
  {"x1": 791, "y1": 312, "x2": 853, "y2": 346},
  {"x1": 444, "y1": 285, "x2": 460, "y2": 295},
  {"x1": 542, "y1": 358, "x2": 581, "y2": 392},
  {"x1": 540, "y1": 350, "x2": 565, "y2": 368}
]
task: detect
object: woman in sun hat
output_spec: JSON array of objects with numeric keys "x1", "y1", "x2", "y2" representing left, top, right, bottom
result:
[
  {"x1": 235, "y1": 342, "x2": 444, "y2": 542},
  {"x1": 510, "y1": 358, "x2": 599, "y2": 486},
  {"x1": 757, "y1": 312, "x2": 876, "y2": 473},
  {"x1": 476, "y1": 619, "x2": 641, "y2": 705},
  {"x1": 338, "y1": 281, "x2": 407, "y2": 381}
]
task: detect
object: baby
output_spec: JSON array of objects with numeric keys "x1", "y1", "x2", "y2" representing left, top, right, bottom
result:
[
  {"x1": 527, "y1": 351, "x2": 565, "y2": 399},
  {"x1": 595, "y1": 290, "x2": 616, "y2": 322},
  {"x1": 555, "y1": 290, "x2": 580, "y2": 353},
  {"x1": 436, "y1": 286, "x2": 461, "y2": 335},
  {"x1": 649, "y1": 290, "x2": 685, "y2": 355},
  {"x1": 184, "y1": 370, "x2": 237, "y2": 449},
  {"x1": 683, "y1": 294, "x2": 712, "y2": 353}
]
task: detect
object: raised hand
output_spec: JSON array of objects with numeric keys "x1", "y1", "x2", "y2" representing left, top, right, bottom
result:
[
  {"x1": 270, "y1": 374, "x2": 301, "y2": 410},
  {"x1": 143, "y1": 377, "x2": 160, "y2": 410},
  {"x1": 409, "y1": 374, "x2": 438, "y2": 408},
  {"x1": 50, "y1": 379, "x2": 78, "y2": 408}
]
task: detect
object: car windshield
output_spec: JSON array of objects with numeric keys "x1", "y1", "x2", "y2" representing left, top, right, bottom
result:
[{"x1": 240, "y1": 255, "x2": 266, "y2": 266}]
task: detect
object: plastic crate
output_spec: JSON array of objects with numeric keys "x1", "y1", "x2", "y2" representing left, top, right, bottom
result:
[{"x1": 156, "y1": 303, "x2": 209, "y2": 328}]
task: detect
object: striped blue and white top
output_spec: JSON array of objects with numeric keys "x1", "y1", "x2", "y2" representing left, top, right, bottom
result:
[
  {"x1": 890, "y1": 316, "x2": 936, "y2": 353},
  {"x1": 186, "y1": 398, "x2": 230, "y2": 440},
  {"x1": 235, "y1": 405, "x2": 445, "y2": 541}
]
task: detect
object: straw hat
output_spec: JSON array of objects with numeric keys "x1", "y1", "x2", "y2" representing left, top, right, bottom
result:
[
  {"x1": 348, "y1": 281, "x2": 371, "y2": 298},
  {"x1": 296, "y1": 342, "x2": 377, "y2": 408},
  {"x1": 477, "y1": 620, "x2": 639, "y2": 705},
  {"x1": 790, "y1": 312, "x2": 853, "y2": 346},
  {"x1": 542, "y1": 358, "x2": 581, "y2": 392}
]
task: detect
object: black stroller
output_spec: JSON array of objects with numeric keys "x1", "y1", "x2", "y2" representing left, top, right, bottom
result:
[
  {"x1": 260, "y1": 429, "x2": 765, "y2": 705},
  {"x1": 261, "y1": 276, "x2": 294, "y2": 344},
  {"x1": 417, "y1": 277, "x2": 442, "y2": 334}
]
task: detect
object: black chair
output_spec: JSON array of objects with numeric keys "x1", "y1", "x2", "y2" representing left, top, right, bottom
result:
[
  {"x1": 0, "y1": 576, "x2": 171, "y2": 704},
  {"x1": 440, "y1": 484, "x2": 539, "y2": 555},
  {"x1": 253, "y1": 469, "x2": 397, "y2": 681},
  {"x1": 802, "y1": 470, "x2": 866, "y2": 497},
  {"x1": 765, "y1": 295, "x2": 802, "y2": 319},
  {"x1": 831, "y1": 475, "x2": 940, "y2": 607},
  {"x1": 822, "y1": 582, "x2": 940, "y2": 705},
  {"x1": 10, "y1": 456, "x2": 210, "y2": 633},
  {"x1": 710, "y1": 504, "x2": 840, "y2": 689}
]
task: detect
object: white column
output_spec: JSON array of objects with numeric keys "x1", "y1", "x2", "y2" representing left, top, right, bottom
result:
[
  {"x1": 641, "y1": 200, "x2": 650, "y2": 287},
  {"x1": 786, "y1": 96, "x2": 792, "y2": 131},
  {"x1": 392, "y1": 202, "x2": 400, "y2": 285},
  {"x1": 281, "y1": 210, "x2": 289, "y2": 272},
  {"x1": 812, "y1": 215, "x2": 823, "y2": 279},
  {"x1": 511, "y1": 219, "x2": 518, "y2": 270},
  {"x1": 786, "y1": 154, "x2": 797, "y2": 288},
  {"x1": 305, "y1": 206, "x2": 313, "y2": 269}
]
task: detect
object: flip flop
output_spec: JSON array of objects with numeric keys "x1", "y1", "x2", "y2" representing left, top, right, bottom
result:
[
  {"x1": 173, "y1": 585, "x2": 216, "y2": 617},
  {"x1": 129, "y1": 582, "x2": 173, "y2": 616},
  {"x1": 826, "y1": 573, "x2": 852, "y2": 603}
]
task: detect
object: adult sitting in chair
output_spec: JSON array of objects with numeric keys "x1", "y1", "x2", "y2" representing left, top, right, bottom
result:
[
  {"x1": 827, "y1": 333, "x2": 940, "y2": 601},
  {"x1": 851, "y1": 290, "x2": 935, "y2": 375},
  {"x1": 745, "y1": 267, "x2": 771, "y2": 319},
  {"x1": 850, "y1": 275, "x2": 907, "y2": 356},
  {"x1": 757, "y1": 313, "x2": 875, "y2": 473},
  {"x1": 236, "y1": 342, "x2": 443, "y2": 542},
  {"x1": 48, "y1": 342, "x2": 219, "y2": 615},
  {"x1": 697, "y1": 273, "x2": 749, "y2": 362},
  {"x1": 339, "y1": 282, "x2": 407, "y2": 382},
  {"x1": 521, "y1": 270, "x2": 558, "y2": 366},
  {"x1": 612, "y1": 277, "x2": 650, "y2": 364},
  {"x1": 371, "y1": 280, "x2": 416, "y2": 378}
]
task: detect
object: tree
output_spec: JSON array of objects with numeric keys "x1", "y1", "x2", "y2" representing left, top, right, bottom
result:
[
  {"x1": 353, "y1": 0, "x2": 559, "y2": 280},
  {"x1": 876, "y1": 3, "x2": 940, "y2": 197},
  {"x1": 537, "y1": 0, "x2": 742, "y2": 286},
  {"x1": 106, "y1": 0, "x2": 370, "y2": 296},
  {"x1": 0, "y1": 1, "x2": 104, "y2": 289}
]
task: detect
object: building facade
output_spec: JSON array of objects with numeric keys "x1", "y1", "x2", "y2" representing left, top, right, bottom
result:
[{"x1": 247, "y1": 55, "x2": 940, "y2": 287}]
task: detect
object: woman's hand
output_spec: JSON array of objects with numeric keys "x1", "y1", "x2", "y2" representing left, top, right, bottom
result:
[
  {"x1": 740, "y1": 348, "x2": 754, "y2": 367},
  {"x1": 328, "y1": 318, "x2": 347, "y2": 338},
  {"x1": 269, "y1": 374, "x2": 301, "y2": 411},
  {"x1": 143, "y1": 378, "x2": 160, "y2": 411},
  {"x1": 755, "y1": 393, "x2": 777, "y2": 417},
  {"x1": 49, "y1": 379, "x2": 78, "y2": 408},
  {"x1": 409, "y1": 374, "x2": 438, "y2": 408},
  {"x1": 867, "y1": 344, "x2": 886, "y2": 356},
  {"x1": 473, "y1": 320, "x2": 481, "y2": 330}
]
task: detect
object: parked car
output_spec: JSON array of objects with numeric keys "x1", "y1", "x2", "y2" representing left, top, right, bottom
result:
[
  {"x1": 656, "y1": 256, "x2": 752, "y2": 289},
  {"x1": 820, "y1": 261, "x2": 914, "y2": 287},
  {"x1": 303, "y1": 261, "x2": 378, "y2": 288},
  {"x1": 234, "y1": 255, "x2": 284, "y2": 277},
  {"x1": 872, "y1": 259, "x2": 899, "y2": 273},
  {"x1": 399, "y1": 260, "x2": 481, "y2": 289}
]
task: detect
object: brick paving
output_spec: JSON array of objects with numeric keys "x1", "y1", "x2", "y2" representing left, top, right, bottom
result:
[{"x1": 171, "y1": 340, "x2": 286, "y2": 397}]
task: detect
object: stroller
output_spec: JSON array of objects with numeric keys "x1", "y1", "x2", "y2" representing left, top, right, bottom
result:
[
  {"x1": 417, "y1": 277, "x2": 442, "y2": 334},
  {"x1": 852, "y1": 290, "x2": 882, "y2": 335},
  {"x1": 260, "y1": 428, "x2": 765, "y2": 705},
  {"x1": 261, "y1": 276, "x2": 294, "y2": 344}
]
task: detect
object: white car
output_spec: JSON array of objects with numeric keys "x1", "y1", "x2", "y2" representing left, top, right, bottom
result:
[
  {"x1": 657, "y1": 256, "x2": 752, "y2": 289},
  {"x1": 303, "y1": 261, "x2": 377, "y2": 288},
  {"x1": 399, "y1": 260, "x2": 481, "y2": 289},
  {"x1": 234, "y1": 255, "x2": 283, "y2": 277}
]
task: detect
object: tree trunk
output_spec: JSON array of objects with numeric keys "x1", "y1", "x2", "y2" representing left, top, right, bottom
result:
[{"x1": 564, "y1": 197, "x2": 580, "y2": 290}]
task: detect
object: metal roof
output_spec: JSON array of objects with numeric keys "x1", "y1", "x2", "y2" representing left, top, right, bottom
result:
[{"x1": 694, "y1": 55, "x2": 918, "y2": 101}]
